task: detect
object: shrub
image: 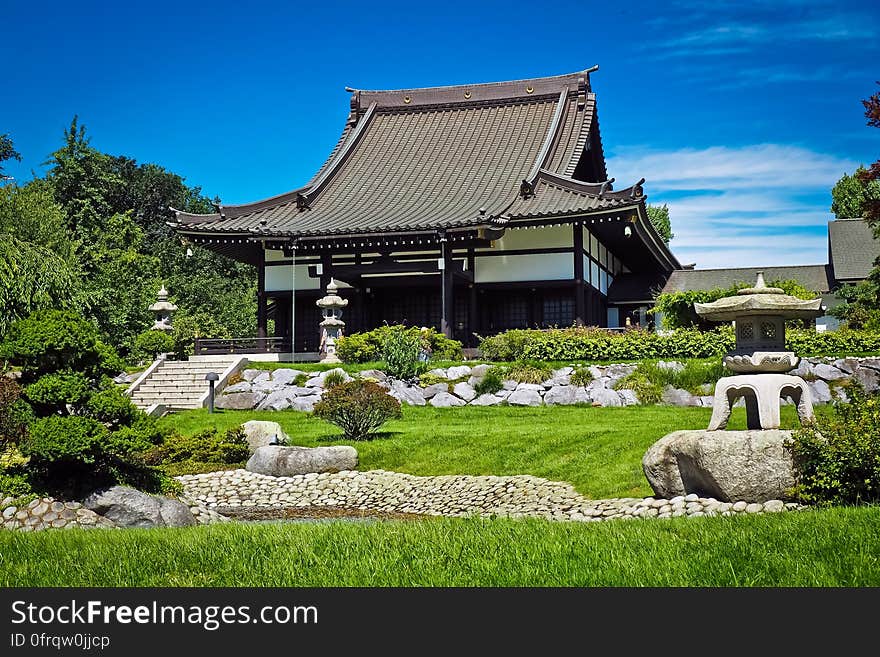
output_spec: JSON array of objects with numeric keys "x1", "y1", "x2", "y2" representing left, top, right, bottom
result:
[
  {"x1": 570, "y1": 367, "x2": 593, "y2": 387},
  {"x1": 499, "y1": 361, "x2": 553, "y2": 384},
  {"x1": 786, "y1": 386, "x2": 880, "y2": 506},
  {"x1": 0, "y1": 471, "x2": 32, "y2": 497},
  {"x1": 294, "y1": 373, "x2": 309, "y2": 387},
  {"x1": 133, "y1": 330, "x2": 174, "y2": 363},
  {"x1": 24, "y1": 371, "x2": 92, "y2": 413},
  {"x1": 20, "y1": 416, "x2": 111, "y2": 473},
  {"x1": 0, "y1": 310, "x2": 121, "y2": 383},
  {"x1": 336, "y1": 325, "x2": 463, "y2": 364},
  {"x1": 418, "y1": 372, "x2": 451, "y2": 388},
  {"x1": 473, "y1": 368, "x2": 504, "y2": 396},
  {"x1": 477, "y1": 329, "x2": 533, "y2": 362},
  {"x1": 615, "y1": 360, "x2": 729, "y2": 402},
  {"x1": 313, "y1": 380, "x2": 402, "y2": 441},
  {"x1": 144, "y1": 426, "x2": 249, "y2": 466},
  {"x1": 323, "y1": 370, "x2": 347, "y2": 389},
  {"x1": 84, "y1": 385, "x2": 142, "y2": 429},
  {"x1": 382, "y1": 325, "x2": 423, "y2": 380}
]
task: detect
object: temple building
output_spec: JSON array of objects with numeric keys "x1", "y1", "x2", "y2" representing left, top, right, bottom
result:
[{"x1": 172, "y1": 68, "x2": 679, "y2": 354}]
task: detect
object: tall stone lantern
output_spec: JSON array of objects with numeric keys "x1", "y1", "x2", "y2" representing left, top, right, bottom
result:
[
  {"x1": 695, "y1": 272, "x2": 824, "y2": 430},
  {"x1": 316, "y1": 279, "x2": 348, "y2": 364},
  {"x1": 148, "y1": 284, "x2": 177, "y2": 332}
]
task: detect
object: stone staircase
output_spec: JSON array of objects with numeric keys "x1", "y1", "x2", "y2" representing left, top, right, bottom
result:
[{"x1": 128, "y1": 356, "x2": 245, "y2": 412}]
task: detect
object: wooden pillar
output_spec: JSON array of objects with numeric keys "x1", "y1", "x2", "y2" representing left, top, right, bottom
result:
[
  {"x1": 467, "y1": 249, "x2": 477, "y2": 347},
  {"x1": 573, "y1": 222, "x2": 585, "y2": 326},
  {"x1": 256, "y1": 250, "x2": 268, "y2": 339},
  {"x1": 320, "y1": 253, "x2": 332, "y2": 290},
  {"x1": 440, "y1": 232, "x2": 453, "y2": 337}
]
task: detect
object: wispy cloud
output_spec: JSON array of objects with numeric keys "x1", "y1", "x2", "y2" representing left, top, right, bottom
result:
[{"x1": 608, "y1": 144, "x2": 858, "y2": 268}]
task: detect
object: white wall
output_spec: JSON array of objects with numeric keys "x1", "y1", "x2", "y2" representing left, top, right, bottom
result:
[
  {"x1": 265, "y1": 264, "x2": 320, "y2": 291},
  {"x1": 475, "y1": 253, "x2": 573, "y2": 283},
  {"x1": 476, "y1": 224, "x2": 573, "y2": 251}
]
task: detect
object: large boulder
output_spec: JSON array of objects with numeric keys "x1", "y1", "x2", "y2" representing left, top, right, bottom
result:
[
  {"x1": 446, "y1": 365, "x2": 472, "y2": 380},
  {"x1": 642, "y1": 429, "x2": 797, "y2": 502},
  {"x1": 507, "y1": 389, "x2": 542, "y2": 406},
  {"x1": 661, "y1": 386, "x2": 702, "y2": 407},
  {"x1": 389, "y1": 381, "x2": 426, "y2": 406},
  {"x1": 242, "y1": 420, "x2": 290, "y2": 452},
  {"x1": 470, "y1": 393, "x2": 504, "y2": 406},
  {"x1": 257, "y1": 389, "x2": 296, "y2": 411},
  {"x1": 544, "y1": 385, "x2": 579, "y2": 406},
  {"x1": 430, "y1": 391, "x2": 466, "y2": 408},
  {"x1": 591, "y1": 388, "x2": 622, "y2": 407},
  {"x1": 216, "y1": 391, "x2": 260, "y2": 410},
  {"x1": 83, "y1": 486, "x2": 196, "y2": 528},
  {"x1": 271, "y1": 368, "x2": 306, "y2": 384},
  {"x1": 453, "y1": 382, "x2": 477, "y2": 401},
  {"x1": 246, "y1": 445, "x2": 358, "y2": 477}
]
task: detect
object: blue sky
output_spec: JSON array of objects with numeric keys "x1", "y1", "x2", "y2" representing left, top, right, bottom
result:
[{"x1": 2, "y1": 0, "x2": 878, "y2": 268}]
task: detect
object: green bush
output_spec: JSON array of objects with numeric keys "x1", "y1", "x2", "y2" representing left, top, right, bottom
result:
[
  {"x1": 0, "y1": 310, "x2": 121, "y2": 383},
  {"x1": 24, "y1": 371, "x2": 91, "y2": 413},
  {"x1": 498, "y1": 361, "x2": 554, "y2": 384},
  {"x1": 144, "y1": 426, "x2": 249, "y2": 466},
  {"x1": 0, "y1": 471, "x2": 32, "y2": 497},
  {"x1": 479, "y1": 325, "x2": 880, "y2": 363},
  {"x1": 313, "y1": 380, "x2": 402, "y2": 441},
  {"x1": 418, "y1": 372, "x2": 451, "y2": 388},
  {"x1": 382, "y1": 325, "x2": 423, "y2": 380},
  {"x1": 473, "y1": 368, "x2": 504, "y2": 395},
  {"x1": 787, "y1": 386, "x2": 880, "y2": 506},
  {"x1": 570, "y1": 367, "x2": 594, "y2": 387},
  {"x1": 336, "y1": 325, "x2": 463, "y2": 365},
  {"x1": 84, "y1": 385, "x2": 141, "y2": 429},
  {"x1": 323, "y1": 370, "x2": 347, "y2": 389},
  {"x1": 133, "y1": 329, "x2": 174, "y2": 363},
  {"x1": 20, "y1": 416, "x2": 110, "y2": 466},
  {"x1": 615, "y1": 360, "x2": 729, "y2": 403}
]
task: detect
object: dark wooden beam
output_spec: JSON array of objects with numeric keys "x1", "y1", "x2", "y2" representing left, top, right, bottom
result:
[
  {"x1": 441, "y1": 233, "x2": 453, "y2": 337},
  {"x1": 308, "y1": 259, "x2": 473, "y2": 281},
  {"x1": 573, "y1": 222, "x2": 585, "y2": 325},
  {"x1": 257, "y1": 250, "x2": 267, "y2": 338}
]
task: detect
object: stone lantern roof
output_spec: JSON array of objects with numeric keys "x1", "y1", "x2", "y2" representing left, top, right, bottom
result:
[
  {"x1": 148, "y1": 285, "x2": 178, "y2": 313},
  {"x1": 694, "y1": 272, "x2": 823, "y2": 322},
  {"x1": 316, "y1": 279, "x2": 349, "y2": 311}
]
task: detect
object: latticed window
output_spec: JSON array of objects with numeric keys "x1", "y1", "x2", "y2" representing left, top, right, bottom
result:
[
  {"x1": 761, "y1": 322, "x2": 776, "y2": 339},
  {"x1": 542, "y1": 295, "x2": 574, "y2": 327},
  {"x1": 739, "y1": 323, "x2": 754, "y2": 340}
]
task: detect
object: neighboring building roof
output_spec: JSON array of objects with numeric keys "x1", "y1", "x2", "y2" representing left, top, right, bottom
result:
[
  {"x1": 608, "y1": 271, "x2": 670, "y2": 303},
  {"x1": 661, "y1": 265, "x2": 833, "y2": 295},
  {"x1": 828, "y1": 218, "x2": 879, "y2": 282},
  {"x1": 172, "y1": 70, "x2": 655, "y2": 238}
]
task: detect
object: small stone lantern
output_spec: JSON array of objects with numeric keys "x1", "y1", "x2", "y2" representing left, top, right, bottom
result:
[
  {"x1": 148, "y1": 284, "x2": 177, "y2": 331},
  {"x1": 695, "y1": 272, "x2": 824, "y2": 430},
  {"x1": 316, "y1": 279, "x2": 348, "y2": 364}
]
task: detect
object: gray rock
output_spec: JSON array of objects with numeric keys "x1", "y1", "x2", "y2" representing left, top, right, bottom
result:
[
  {"x1": 446, "y1": 365, "x2": 472, "y2": 380},
  {"x1": 813, "y1": 363, "x2": 847, "y2": 381},
  {"x1": 113, "y1": 372, "x2": 134, "y2": 384},
  {"x1": 470, "y1": 364, "x2": 492, "y2": 378},
  {"x1": 790, "y1": 359, "x2": 812, "y2": 377},
  {"x1": 507, "y1": 389, "x2": 543, "y2": 406},
  {"x1": 699, "y1": 395, "x2": 715, "y2": 407},
  {"x1": 544, "y1": 385, "x2": 579, "y2": 406},
  {"x1": 470, "y1": 393, "x2": 504, "y2": 406},
  {"x1": 83, "y1": 486, "x2": 195, "y2": 528},
  {"x1": 246, "y1": 445, "x2": 358, "y2": 477},
  {"x1": 358, "y1": 369, "x2": 388, "y2": 381},
  {"x1": 661, "y1": 385, "x2": 702, "y2": 406},
  {"x1": 305, "y1": 376, "x2": 324, "y2": 388},
  {"x1": 291, "y1": 395, "x2": 322, "y2": 412},
  {"x1": 502, "y1": 380, "x2": 518, "y2": 391},
  {"x1": 290, "y1": 386, "x2": 316, "y2": 397},
  {"x1": 427, "y1": 368, "x2": 447, "y2": 378},
  {"x1": 592, "y1": 388, "x2": 622, "y2": 407},
  {"x1": 553, "y1": 366, "x2": 574, "y2": 377},
  {"x1": 430, "y1": 392, "x2": 466, "y2": 408},
  {"x1": 574, "y1": 387, "x2": 592, "y2": 404},
  {"x1": 420, "y1": 383, "x2": 449, "y2": 399},
  {"x1": 241, "y1": 369, "x2": 264, "y2": 382},
  {"x1": 851, "y1": 367, "x2": 880, "y2": 392},
  {"x1": 389, "y1": 381, "x2": 426, "y2": 406},
  {"x1": 257, "y1": 389, "x2": 297, "y2": 411},
  {"x1": 271, "y1": 368, "x2": 306, "y2": 384},
  {"x1": 642, "y1": 429, "x2": 797, "y2": 502},
  {"x1": 222, "y1": 381, "x2": 252, "y2": 394},
  {"x1": 216, "y1": 392, "x2": 258, "y2": 410},
  {"x1": 831, "y1": 358, "x2": 859, "y2": 374},
  {"x1": 543, "y1": 375, "x2": 571, "y2": 387},
  {"x1": 242, "y1": 420, "x2": 290, "y2": 452},
  {"x1": 515, "y1": 383, "x2": 544, "y2": 392},
  {"x1": 495, "y1": 389, "x2": 512, "y2": 400},
  {"x1": 606, "y1": 364, "x2": 637, "y2": 379},
  {"x1": 467, "y1": 375, "x2": 484, "y2": 387},
  {"x1": 617, "y1": 389, "x2": 640, "y2": 406},
  {"x1": 808, "y1": 379, "x2": 832, "y2": 403},
  {"x1": 251, "y1": 371, "x2": 271, "y2": 385},
  {"x1": 453, "y1": 382, "x2": 477, "y2": 401}
]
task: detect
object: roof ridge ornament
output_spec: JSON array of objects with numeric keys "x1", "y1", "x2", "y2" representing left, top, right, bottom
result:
[
  {"x1": 629, "y1": 177, "x2": 646, "y2": 199},
  {"x1": 598, "y1": 178, "x2": 615, "y2": 198},
  {"x1": 519, "y1": 179, "x2": 534, "y2": 199},
  {"x1": 296, "y1": 192, "x2": 310, "y2": 211}
]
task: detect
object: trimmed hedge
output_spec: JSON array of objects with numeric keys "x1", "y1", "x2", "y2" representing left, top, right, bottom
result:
[{"x1": 479, "y1": 326, "x2": 880, "y2": 362}]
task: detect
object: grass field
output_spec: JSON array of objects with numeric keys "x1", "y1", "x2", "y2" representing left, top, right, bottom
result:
[
  {"x1": 159, "y1": 404, "x2": 816, "y2": 499},
  {"x1": 2, "y1": 507, "x2": 878, "y2": 586}
]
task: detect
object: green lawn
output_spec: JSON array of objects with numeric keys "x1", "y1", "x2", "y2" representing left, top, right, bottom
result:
[
  {"x1": 159, "y1": 404, "x2": 816, "y2": 499},
  {"x1": 2, "y1": 507, "x2": 877, "y2": 586}
]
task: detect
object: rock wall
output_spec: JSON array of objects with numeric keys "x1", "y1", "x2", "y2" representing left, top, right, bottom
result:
[{"x1": 217, "y1": 357, "x2": 880, "y2": 410}]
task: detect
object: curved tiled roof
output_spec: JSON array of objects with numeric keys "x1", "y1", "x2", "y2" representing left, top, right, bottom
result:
[{"x1": 173, "y1": 68, "x2": 662, "y2": 259}]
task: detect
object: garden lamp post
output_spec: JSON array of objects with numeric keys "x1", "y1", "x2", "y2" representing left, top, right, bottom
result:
[{"x1": 205, "y1": 372, "x2": 219, "y2": 413}]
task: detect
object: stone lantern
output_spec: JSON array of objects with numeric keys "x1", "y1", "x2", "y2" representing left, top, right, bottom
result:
[
  {"x1": 148, "y1": 284, "x2": 177, "y2": 332},
  {"x1": 695, "y1": 272, "x2": 824, "y2": 430},
  {"x1": 316, "y1": 279, "x2": 348, "y2": 364}
]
